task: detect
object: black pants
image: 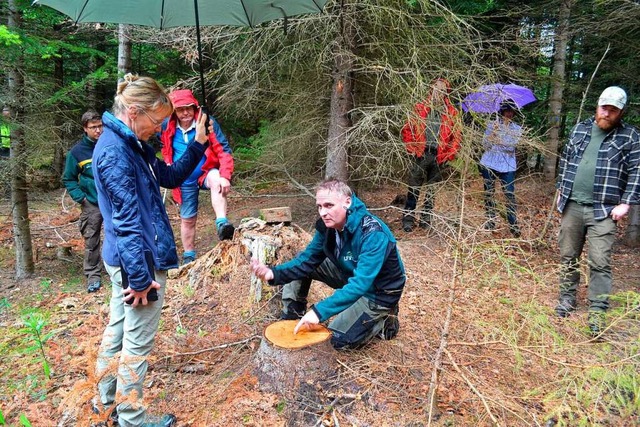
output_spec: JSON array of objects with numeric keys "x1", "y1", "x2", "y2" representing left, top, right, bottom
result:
[{"x1": 403, "y1": 152, "x2": 442, "y2": 227}]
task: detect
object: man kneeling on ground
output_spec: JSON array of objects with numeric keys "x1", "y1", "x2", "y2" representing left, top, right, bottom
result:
[{"x1": 251, "y1": 178, "x2": 406, "y2": 349}]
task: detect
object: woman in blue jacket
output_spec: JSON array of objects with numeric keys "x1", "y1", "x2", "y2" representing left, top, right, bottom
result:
[{"x1": 92, "y1": 74, "x2": 207, "y2": 427}]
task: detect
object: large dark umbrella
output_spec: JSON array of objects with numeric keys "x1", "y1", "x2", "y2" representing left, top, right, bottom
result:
[{"x1": 35, "y1": 0, "x2": 328, "y2": 104}]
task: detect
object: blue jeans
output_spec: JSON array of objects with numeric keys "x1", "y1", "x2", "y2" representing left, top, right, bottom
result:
[{"x1": 479, "y1": 165, "x2": 517, "y2": 226}]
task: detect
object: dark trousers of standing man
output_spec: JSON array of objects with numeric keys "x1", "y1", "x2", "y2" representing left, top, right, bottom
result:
[
  {"x1": 403, "y1": 150, "x2": 442, "y2": 230},
  {"x1": 79, "y1": 200, "x2": 103, "y2": 284}
]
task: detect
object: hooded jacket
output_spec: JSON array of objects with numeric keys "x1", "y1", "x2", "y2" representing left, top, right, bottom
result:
[
  {"x1": 401, "y1": 78, "x2": 462, "y2": 164},
  {"x1": 62, "y1": 135, "x2": 99, "y2": 205},
  {"x1": 93, "y1": 111, "x2": 206, "y2": 291},
  {"x1": 160, "y1": 89, "x2": 233, "y2": 204},
  {"x1": 269, "y1": 196, "x2": 406, "y2": 322}
]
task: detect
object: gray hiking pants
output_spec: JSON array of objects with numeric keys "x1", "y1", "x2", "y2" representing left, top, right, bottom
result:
[{"x1": 79, "y1": 200, "x2": 103, "y2": 283}]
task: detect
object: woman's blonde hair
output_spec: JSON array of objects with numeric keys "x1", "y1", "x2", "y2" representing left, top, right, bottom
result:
[{"x1": 113, "y1": 73, "x2": 173, "y2": 117}]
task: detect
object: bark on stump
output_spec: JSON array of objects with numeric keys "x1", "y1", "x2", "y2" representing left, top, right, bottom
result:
[{"x1": 254, "y1": 320, "x2": 336, "y2": 399}]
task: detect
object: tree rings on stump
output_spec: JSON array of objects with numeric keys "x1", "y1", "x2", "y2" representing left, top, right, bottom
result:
[
  {"x1": 254, "y1": 320, "x2": 336, "y2": 398},
  {"x1": 264, "y1": 320, "x2": 332, "y2": 349}
]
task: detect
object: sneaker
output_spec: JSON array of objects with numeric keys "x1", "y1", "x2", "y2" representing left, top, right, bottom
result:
[
  {"x1": 217, "y1": 222, "x2": 235, "y2": 241},
  {"x1": 587, "y1": 311, "x2": 606, "y2": 339},
  {"x1": 141, "y1": 414, "x2": 177, "y2": 427},
  {"x1": 182, "y1": 254, "x2": 196, "y2": 266},
  {"x1": 90, "y1": 399, "x2": 117, "y2": 426},
  {"x1": 555, "y1": 298, "x2": 576, "y2": 318},
  {"x1": 87, "y1": 281, "x2": 101, "y2": 293}
]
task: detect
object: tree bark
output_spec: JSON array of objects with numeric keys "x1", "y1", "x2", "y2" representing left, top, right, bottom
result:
[
  {"x1": 8, "y1": 0, "x2": 35, "y2": 278},
  {"x1": 544, "y1": 0, "x2": 573, "y2": 181},
  {"x1": 51, "y1": 53, "x2": 66, "y2": 180},
  {"x1": 325, "y1": 2, "x2": 355, "y2": 181},
  {"x1": 624, "y1": 205, "x2": 640, "y2": 247},
  {"x1": 118, "y1": 24, "x2": 132, "y2": 80}
]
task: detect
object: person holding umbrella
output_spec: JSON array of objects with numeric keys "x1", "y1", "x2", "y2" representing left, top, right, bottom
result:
[
  {"x1": 401, "y1": 78, "x2": 461, "y2": 232},
  {"x1": 478, "y1": 99, "x2": 523, "y2": 237},
  {"x1": 93, "y1": 74, "x2": 209, "y2": 427}
]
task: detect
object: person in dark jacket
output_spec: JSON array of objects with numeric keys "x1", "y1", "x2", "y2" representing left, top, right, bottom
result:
[
  {"x1": 160, "y1": 89, "x2": 235, "y2": 265},
  {"x1": 62, "y1": 110, "x2": 104, "y2": 293},
  {"x1": 93, "y1": 74, "x2": 208, "y2": 427},
  {"x1": 555, "y1": 86, "x2": 640, "y2": 338},
  {"x1": 251, "y1": 179, "x2": 406, "y2": 349}
]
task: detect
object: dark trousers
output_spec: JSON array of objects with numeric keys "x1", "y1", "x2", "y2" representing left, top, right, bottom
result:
[
  {"x1": 403, "y1": 152, "x2": 442, "y2": 226},
  {"x1": 79, "y1": 200, "x2": 103, "y2": 283},
  {"x1": 282, "y1": 259, "x2": 395, "y2": 349},
  {"x1": 479, "y1": 165, "x2": 517, "y2": 226}
]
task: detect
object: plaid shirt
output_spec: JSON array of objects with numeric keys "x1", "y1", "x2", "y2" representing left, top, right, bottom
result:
[{"x1": 557, "y1": 117, "x2": 640, "y2": 220}]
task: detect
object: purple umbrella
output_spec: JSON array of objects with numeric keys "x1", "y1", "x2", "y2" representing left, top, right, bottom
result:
[{"x1": 461, "y1": 83, "x2": 536, "y2": 113}]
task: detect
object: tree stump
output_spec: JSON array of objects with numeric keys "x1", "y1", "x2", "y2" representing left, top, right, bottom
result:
[
  {"x1": 240, "y1": 220, "x2": 282, "y2": 303},
  {"x1": 56, "y1": 243, "x2": 74, "y2": 261},
  {"x1": 254, "y1": 320, "x2": 336, "y2": 399}
]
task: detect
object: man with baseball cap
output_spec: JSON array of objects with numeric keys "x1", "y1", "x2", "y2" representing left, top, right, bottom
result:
[
  {"x1": 555, "y1": 86, "x2": 640, "y2": 337},
  {"x1": 160, "y1": 89, "x2": 235, "y2": 265}
]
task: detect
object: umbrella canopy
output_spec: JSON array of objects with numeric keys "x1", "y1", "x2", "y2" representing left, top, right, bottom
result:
[
  {"x1": 34, "y1": 0, "x2": 327, "y2": 29},
  {"x1": 461, "y1": 83, "x2": 536, "y2": 114},
  {"x1": 35, "y1": 0, "x2": 328, "y2": 104}
]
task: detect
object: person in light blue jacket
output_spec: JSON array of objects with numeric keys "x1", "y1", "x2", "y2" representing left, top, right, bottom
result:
[{"x1": 479, "y1": 99, "x2": 523, "y2": 237}]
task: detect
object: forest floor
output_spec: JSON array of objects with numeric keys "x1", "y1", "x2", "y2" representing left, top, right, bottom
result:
[{"x1": 0, "y1": 173, "x2": 639, "y2": 427}]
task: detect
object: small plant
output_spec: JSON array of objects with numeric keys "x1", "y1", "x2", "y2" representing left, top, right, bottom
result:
[
  {"x1": 182, "y1": 284, "x2": 195, "y2": 298},
  {"x1": 39, "y1": 278, "x2": 52, "y2": 293},
  {"x1": 0, "y1": 408, "x2": 5, "y2": 425},
  {"x1": 175, "y1": 325, "x2": 187, "y2": 336},
  {"x1": 21, "y1": 313, "x2": 53, "y2": 379},
  {"x1": 19, "y1": 414, "x2": 32, "y2": 427},
  {"x1": 275, "y1": 400, "x2": 286, "y2": 414},
  {"x1": 0, "y1": 297, "x2": 9, "y2": 313}
]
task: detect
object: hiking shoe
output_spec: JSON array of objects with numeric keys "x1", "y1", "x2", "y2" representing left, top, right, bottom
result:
[
  {"x1": 281, "y1": 300, "x2": 306, "y2": 320},
  {"x1": 90, "y1": 400, "x2": 117, "y2": 426},
  {"x1": 182, "y1": 254, "x2": 196, "y2": 266},
  {"x1": 141, "y1": 414, "x2": 177, "y2": 427},
  {"x1": 587, "y1": 311, "x2": 606, "y2": 339},
  {"x1": 217, "y1": 222, "x2": 235, "y2": 241},
  {"x1": 380, "y1": 306, "x2": 400, "y2": 340},
  {"x1": 555, "y1": 298, "x2": 576, "y2": 318},
  {"x1": 402, "y1": 223, "x2": 413, "y2": 232},
  {"x1": 87, "y1": 281, "x2": 101, "y2": 293}
]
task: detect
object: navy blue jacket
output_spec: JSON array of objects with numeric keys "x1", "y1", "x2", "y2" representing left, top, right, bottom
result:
[
  {"x1": 271, "y1": 196, "x2": 406, "y2": 321},
  {"x1": 93, "y1": 112, "x2": 206, "y2": 291}
]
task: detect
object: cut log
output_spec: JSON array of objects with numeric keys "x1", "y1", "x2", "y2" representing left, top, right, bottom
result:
[
  {"x1": 259, "y1": 207, "x2": 292, "y2": 224},
  {"x1": 254, "y1": 320, "x2": 336, "y2": 398},
  {"x1": 241, "y1": 229, "x2": 281, "y2": 303}
]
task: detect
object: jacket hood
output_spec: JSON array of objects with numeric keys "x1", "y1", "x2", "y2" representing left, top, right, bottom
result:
[
  {"x1": 344, "y1": 195, "x2": 368, "y2": 232},
  {"x1": 169, "y1": 89, "x2": 200, "y2": 109}
]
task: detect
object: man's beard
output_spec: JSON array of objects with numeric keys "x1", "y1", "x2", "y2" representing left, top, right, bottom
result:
[{"x1": 595, "y1": 115, "x2": 620, "y2": 131}]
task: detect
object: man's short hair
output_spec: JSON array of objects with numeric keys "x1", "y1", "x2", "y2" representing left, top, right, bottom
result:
[
  {"x1": 81, "y1": 110, "x2": 102, "y2": 127},
  {"x1": 316, "y1": 178, "x2": 353, "y2": 198}
]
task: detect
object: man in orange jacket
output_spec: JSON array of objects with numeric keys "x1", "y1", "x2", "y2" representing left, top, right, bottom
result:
[
  {"x1": 401, "y1": 78, "x2": 461, "y2": 232},
  {"x1": 160, "y1": 89, "x2": 235, "y2": 265}
]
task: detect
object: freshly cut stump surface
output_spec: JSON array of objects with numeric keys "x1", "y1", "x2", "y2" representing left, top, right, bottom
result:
[
  {"x1": 254, "y1": 320, "x2": 336, "y2": 398},
  {"x1": 264, "y1": 320, "x2": 332, "y2": 349}
]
